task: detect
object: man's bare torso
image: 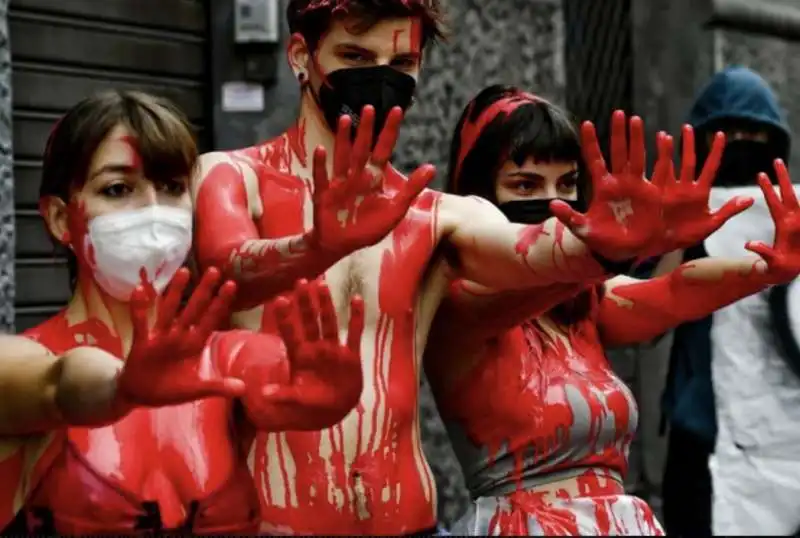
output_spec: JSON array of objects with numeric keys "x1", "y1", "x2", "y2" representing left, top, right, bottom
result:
[{"x1": 196, "y1": 129, "x2": 451, "y2": 534}]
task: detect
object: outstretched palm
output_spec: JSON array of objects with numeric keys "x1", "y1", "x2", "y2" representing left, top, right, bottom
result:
[
  {"x1": 746, "y1": 160, "x2": 800, "y2": 283},
  {"x1": 116, "y1": 267, "x2": 244, "y2": 407},
  {"x1": 310, "y1": 105, "x2": 435, "y2": 255}
]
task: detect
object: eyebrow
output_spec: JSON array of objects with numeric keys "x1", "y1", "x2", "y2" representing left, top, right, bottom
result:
[
  {"x1": 508, "y1": 171, "x2": 544, "y2": 180},
  {"x1": 89, "y1": 163, "x2": 137, "y2": 180},
  {"x1": 335, "y1": 43, "x2": 376, "y2": 56}
]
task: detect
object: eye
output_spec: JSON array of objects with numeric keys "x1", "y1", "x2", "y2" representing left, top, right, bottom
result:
[
  {"x1": 391, "y1": 57, "x2": 417, "y2": 70},
  {"x1": 340, "y1": 50, "x2": 369, "y2": 63},
  {"x1": 514, "y1": 180, "x2": 539, "y2": 193},
  {"x1": 100, "y1": 182, "x2": 132, "y2": 198},
  {"x1": 159, "y1": 179, "x2": 187, "y2": 196},
  {"x1": 559, "y1": 175, "x2": 579, "y2": 191}
]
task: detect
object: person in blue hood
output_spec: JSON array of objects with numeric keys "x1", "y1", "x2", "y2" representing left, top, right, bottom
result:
[{"x1": 660, "y1": 66, "x2": 791, "y2": 537}]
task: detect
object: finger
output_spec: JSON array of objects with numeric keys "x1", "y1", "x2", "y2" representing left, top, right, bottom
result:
[
  {"x1": 311, "y1": 146, "x2": 330, "y2": 200},
  {"x1": 711, "y1": 196, "x2": 754, "y2": 224},
  {"x1": 745, "y1": 240, "x2": 777, "y2": 264},
  {"x1": 628, "y1": 115, "x2": 645, "y2": 178},
  {"x1": 580, "y1": 121, "x2": 606, "y2": 175},
  {"x1": 698, "y1": 131, "x2": 725, "y2": 189},
  {"x1": 403, "y1": 164, "x2": 436, "y2": 203},
  {"x1": 346, "y1": 296, "x2": 365, "y2": 354},
  {"x1": 371, "y1": 107, "x2": 403, "y2": 168},
  {"x1": 195, "y1": 280, "x2": 237, "y2": 336},
  {"x1": 295, "y1": 279, "x2": 321, "y2": 342},
  {"x1": 333, "y1": 114, "x2": 353, "y2": 178},
  {"x1": 274, "y1": 295, "x2": 303, "y2": 356},
  {"x1": 679, "y1": 124, "x2": 696, "y2": 184},
  {"x1": 156, "y1": 268, "x2": 191, "y2": 332},
  {"x1": 178, "y1": 268, "x2": 222, "y2": 330},
  {"x1": 130, "y1": 286, "x2": 151, "y2": 347},
  {"x1": 610, "y1": 110, "x2": 628, "y2": 175},
  {"x1": 652, "y1": 132, "x2": 674, "y2": 189},
  {"x1": 317, "y1": 281, "x2": 339, "y2": 343},
  {"x1": 757, "y1": 172, "x2": 783, "y2": 220},
  {"x1": 550, "y1": 199, "x2": 588, "y2": 232},
  {"x1": 350, "y1": 105, "x2": 376, "y2": 175},
  {"x1": 774, "y1": 159, "x2": 799, "y2": 210}
]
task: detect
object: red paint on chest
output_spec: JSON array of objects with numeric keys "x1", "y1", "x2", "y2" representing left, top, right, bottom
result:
[
  {"x1": 441, "y1": 292, "x2": 634, "y2": 483},
  {"x1": 251, "y1": 183, "x2": 441, "y2": 534},
  {"x1": 20, "y1": 317, "x2": 259, "y2": 534}
]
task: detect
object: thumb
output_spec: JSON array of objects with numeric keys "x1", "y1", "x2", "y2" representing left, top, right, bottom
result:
[
  {"x1": 403, "y1": 164, "x2": 436, "y2": 202},
  {"x1": 191, "y1": 378, "x2": 246, "y2": 400},
  {"x1": 713, "y1": 196, "x2": 754, "y2": 223},
  {"x1": 745, "y1": 241, "x2": 776, "y2": 265},
  {"x1": 550, "y1": 199, "x2": 588, "y2": 234}
]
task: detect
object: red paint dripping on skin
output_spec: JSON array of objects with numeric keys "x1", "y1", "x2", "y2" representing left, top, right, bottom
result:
[{"x1": 435, "y1": 288, "x2": 662, "y2": 535}]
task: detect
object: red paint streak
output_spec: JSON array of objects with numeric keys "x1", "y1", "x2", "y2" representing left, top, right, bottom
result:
[
  {"x1": 392, "y1": 29, "x2": 404, "y2": 53},
  {"x1": 120, "y1": 135, "x2": 143, "y2": 171},
  {"x1": 409, "y1": 19, "x2": 422, "y2": 56},
  {"x1": 454, "y1": 91, "x2": 539, "y2": 182},
  {"x1": 250, "y1": 181, "x2": 441, "y2": 534}
]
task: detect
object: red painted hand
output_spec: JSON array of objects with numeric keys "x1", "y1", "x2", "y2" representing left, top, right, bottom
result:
[
  {"x1": 550, "y1": 110, "x2": 662, "y2": 261},
  {"x1": 746, "y1": 160, "x2": 800, "y2": 282},
  {"x1": 650, "y1": 126, "x2": 753, "y2": 252},
  {"x1": 264, "y1": 279, "x2": 365, "y2": 422},
  {"x1": 310, "y1": 105, "x2": 436, "y2": 255},
  {"x1": 116, "y1": 267, "x2": 245, "y2": 407}
]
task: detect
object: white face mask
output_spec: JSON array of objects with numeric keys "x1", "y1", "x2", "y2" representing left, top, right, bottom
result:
[{"x1": 83, "y1": 206, "x2": 193, "y2": 301}]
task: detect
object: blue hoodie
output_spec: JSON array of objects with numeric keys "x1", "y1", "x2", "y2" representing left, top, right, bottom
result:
[{"x1": 661, "y1": 66, "x2": 791, "y2": 445}]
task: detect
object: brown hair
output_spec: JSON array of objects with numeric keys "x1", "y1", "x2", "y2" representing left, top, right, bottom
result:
[
  {"x1": 40, "y1": 90, "x2": 198, "y2": 288},
  {"x1": 287, "y1": 0, "x2": 447, "y2": 52}
]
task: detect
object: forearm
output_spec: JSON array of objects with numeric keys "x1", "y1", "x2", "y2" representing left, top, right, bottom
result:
[
  {"x1": 210, "y1": 234, "x2": 342, "y2": 310},
  {"x1": 598, "y1": 257, "x2": 771, "y2": 346},
  {"x1": 435, "y1": 279, "x2": 587, "y2": 342},
  {"x1": 455, "y1": 217, "x2": 611, "y2": 291},
  {"x1": 0, "y1": 341, "x2": 126, "y2": 435}
]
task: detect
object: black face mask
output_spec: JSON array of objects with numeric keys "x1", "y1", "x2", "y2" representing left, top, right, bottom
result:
[
  {"x1": 713, "y1": 139, "x2": 779, "y2": 188},
  {"x1": 498, "y1": 198, "x2": 585, "y2": 225},
  {"x1": 315, "y1": 65, "x2": 416, "y2": 142}
]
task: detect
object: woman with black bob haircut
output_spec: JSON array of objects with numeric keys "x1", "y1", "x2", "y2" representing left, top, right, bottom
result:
[
  {"x1": 424, "y1": 84, "x2": 800, "y2": 535},
  {"x1": 0, "y1": 90, "x2": 366, "y2": 534}
]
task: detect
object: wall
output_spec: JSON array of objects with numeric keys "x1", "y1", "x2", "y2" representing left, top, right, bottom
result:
[{"x1": 0, "y1": 0, "x2": 12, "y2": 332}]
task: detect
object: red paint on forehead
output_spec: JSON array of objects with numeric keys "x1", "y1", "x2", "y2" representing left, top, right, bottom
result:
[
  {"x1": 453, "y1": 92, "x2": 540, "y2": 185},
  {"x1": 409, "y1": 18, "x2": 422, "y2": 55},
  {"x1": 120, "y1": 135, "x2": 143, "y2": 170},
  {"x1": 392, "y1": 29, "x2": 404, "y2": 53}
]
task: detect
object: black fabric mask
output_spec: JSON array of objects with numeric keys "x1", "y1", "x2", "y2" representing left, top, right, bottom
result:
[
  {"x1": 712, "y1": 139, "x2": 778, "y2": 187},
  {"x1": 315, "y1": 65, "x2": 416, "y2": 141},
  {"x1": 498, "y1": 198, "x2": 585, "y2": 225}
]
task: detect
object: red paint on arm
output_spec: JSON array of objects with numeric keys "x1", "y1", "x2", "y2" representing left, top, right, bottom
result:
[
  {"x1": 193, "y1": 161, "x2": 336, "y2": 310},
  {"x1": 597, "y1": 260, "x2": 771, "y2": 346}
]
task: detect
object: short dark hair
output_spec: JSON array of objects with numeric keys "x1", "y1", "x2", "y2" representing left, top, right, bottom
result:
[
  {"x1": 446, "y1": 84, "x2": 596, "y2": 325},
  {"x1": 40, "y1": 90, "x2": 198, "y2": 289},
  {"x1": 287, "y1": 0, "x2": 447, "y2": 52},
  {"x1": 446, "y1": 84, "x2": 584, "y2": 204}
]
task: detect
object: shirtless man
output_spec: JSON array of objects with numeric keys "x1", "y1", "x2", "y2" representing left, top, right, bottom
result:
[{"x1": 191, "y1": 1, "x2": 705, "y2": 534}]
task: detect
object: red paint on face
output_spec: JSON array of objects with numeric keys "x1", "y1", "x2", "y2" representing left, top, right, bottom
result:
[
  {"x1": 392, "y1": 29, "x2": 405, "y2": 53},
  {"x1": 66, "y1": 200, "x2": 95, "y2": 269},
  {"x1": 409, "y1": 19, "x2": 422, "y2": 56},
  {"x1": 120, "y1": 135, "x2": 143, "y2": 171}
]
